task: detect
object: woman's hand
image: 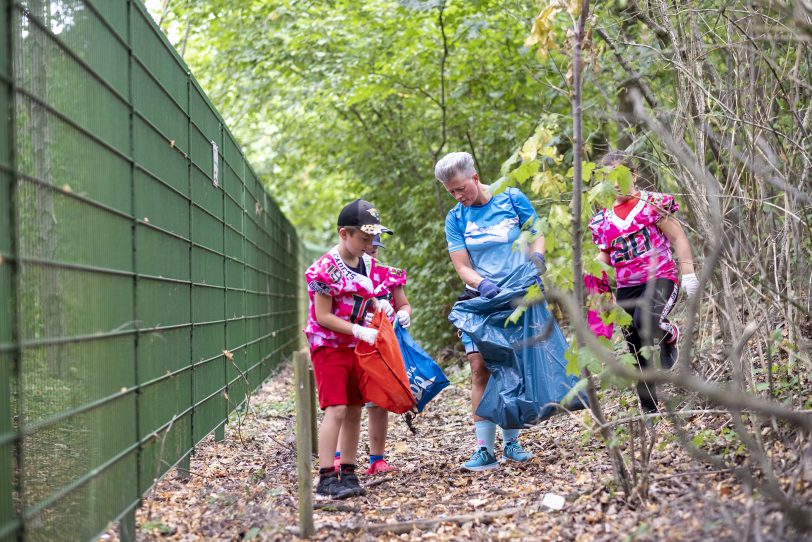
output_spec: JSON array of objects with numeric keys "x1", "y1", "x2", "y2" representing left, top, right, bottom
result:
[
  {"x1": 530, "y1": 252, "x2": 546, "y2": 274},
  {"x1": 477, "y1": 278, "x2": 501, "y2": 299}
]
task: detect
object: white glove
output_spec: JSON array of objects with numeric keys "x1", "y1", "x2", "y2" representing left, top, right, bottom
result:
[
  {"x1": 375, "y1": 298, "x2": 394, "y2": 318},
  {"x1": 352, "y1": 324, "x2": 378, "y2": 345},
  {"x1": 396, "y1": 310, "x2": 411, "y2": 328},
  {"x1": 364, "y1": 311, "x2": 374, "y2": 326},
  {"x1": 681, "y1": 273, "x2": 700, "y2": 299}
]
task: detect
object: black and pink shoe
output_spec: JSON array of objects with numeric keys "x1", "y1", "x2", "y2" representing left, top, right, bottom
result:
[{"x1": 661, "y1": 324, "x2": 680, "y2": 370}]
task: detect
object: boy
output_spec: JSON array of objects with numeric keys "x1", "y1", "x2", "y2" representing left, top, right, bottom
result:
[
  {"x1": 335, "y1": 234, "x2": 412, "y2": 475},
  {"x1": 304, "y1": 199, "x2": 404, "y2": 499}
]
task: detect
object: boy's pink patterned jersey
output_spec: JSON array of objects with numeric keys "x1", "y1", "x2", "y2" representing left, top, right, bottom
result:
[
  {"x1": 304, "y1": 247, "x2": 407, "y2": 349},
  {"x1": 588, "y1": 191, "x2": 679, "y2": 288}
]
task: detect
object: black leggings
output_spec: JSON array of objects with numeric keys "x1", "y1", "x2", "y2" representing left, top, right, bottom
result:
[{"x1": 615, "y1": 279, "x2": 678, "y2": 412}]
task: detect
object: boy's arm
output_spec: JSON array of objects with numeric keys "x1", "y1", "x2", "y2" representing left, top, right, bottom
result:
[
  {"x1": 314, "y1": 292, "x2": 355, "y2": 336},
  {"x1": 658, "y1": 216, "x2": 695, "y2": 275},
  {"x1": 391, "y1": 286, "x2": 412, "y2": 328},
  {"x1": 392, "y1": 286, "x2": 411, "y2": 315}
]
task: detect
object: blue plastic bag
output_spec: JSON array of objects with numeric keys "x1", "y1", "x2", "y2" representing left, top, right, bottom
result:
[
  {"x1": 394, "y1": 323, "x2": 450, "y2": 413},
  {"x1": 448, "y1": 262, "x2": 588, "y2": 428}
]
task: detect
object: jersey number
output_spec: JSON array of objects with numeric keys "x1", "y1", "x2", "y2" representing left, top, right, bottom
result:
[
  {"x1": 349, "y1": 295, "x2": 375, "y2": 324},
  {"x1": 612, "y1": 227, "x2": 652, "y2": 263}
]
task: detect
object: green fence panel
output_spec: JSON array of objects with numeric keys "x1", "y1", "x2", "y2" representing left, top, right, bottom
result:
[
  {"x1": 1, "y1": 1, "x2": 304, "y2": 540},
  {"x1": 0, "y1": 351, "x2": 15, "y2": 542},
  {"x1": 0, "y1": 0, "x2": 15, "y2": 536}
]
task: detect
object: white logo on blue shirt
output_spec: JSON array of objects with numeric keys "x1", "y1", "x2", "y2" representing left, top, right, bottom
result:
[{"x1": 463, "y1": 217, "x2": 519, "y2": 246}]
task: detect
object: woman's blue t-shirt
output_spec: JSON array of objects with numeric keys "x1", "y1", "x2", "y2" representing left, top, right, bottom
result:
[{"x1": 444, "y1": 187, "x2": 539, "y2": 284}]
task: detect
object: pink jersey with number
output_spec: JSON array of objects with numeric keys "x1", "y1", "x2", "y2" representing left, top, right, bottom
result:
[
  {"x1": 588, "y1": 191, "x2": 679, "y2": 288},
  {"x1": 304, "y1": 247, "x2": 407, "y2": 349}
]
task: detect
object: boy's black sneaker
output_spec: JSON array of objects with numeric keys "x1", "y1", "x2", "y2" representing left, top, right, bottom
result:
[
  {"x1": 339, "y1": 464, "x2": 367, "y2": 497},
  {"x1": 316, "y1": 473, "x2": 355, "y2": 500}
]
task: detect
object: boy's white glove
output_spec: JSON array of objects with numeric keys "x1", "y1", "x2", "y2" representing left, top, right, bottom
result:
[
  {"x1": 396, "y1": 310, "x2": 411, "y2": 328},
  {"x1": 681, "y1": 273, "x2": 700, "y2": 299},
  {"x1": 375, "y1": 298, "x2": 394, "y2": 317},
  {"x1": 352, "y1": 324, "x2": 378, "y2": 345}
]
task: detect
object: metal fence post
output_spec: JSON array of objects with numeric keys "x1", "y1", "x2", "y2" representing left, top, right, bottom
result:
[
  {"x1": 176, "y1": 451, "x2": 191, "y2": 482},
  {"x1": 293, "y1": 350, "x2": 314, "y2": 538},
  {"x1": 119, "y1": 508, "x2": 136, "y2": 542}
]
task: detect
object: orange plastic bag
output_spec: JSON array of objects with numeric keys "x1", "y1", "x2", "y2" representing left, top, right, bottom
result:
[{"x1": 355, "y1": 311, "x2": 417, "y2": 414}]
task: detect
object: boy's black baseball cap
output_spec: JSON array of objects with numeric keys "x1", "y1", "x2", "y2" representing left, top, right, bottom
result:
[{"x1": 337, "y1": 199, "x2": 393, "y2": 235}]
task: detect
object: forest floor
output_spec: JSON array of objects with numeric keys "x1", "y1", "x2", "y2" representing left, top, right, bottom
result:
[{"x1": 102, "y1": 358, "x2": 810, "y2": 541}]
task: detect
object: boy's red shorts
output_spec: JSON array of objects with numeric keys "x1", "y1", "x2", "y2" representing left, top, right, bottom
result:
[{"x1": 310, "y1": 346, "x2": 364, "y2": 409}]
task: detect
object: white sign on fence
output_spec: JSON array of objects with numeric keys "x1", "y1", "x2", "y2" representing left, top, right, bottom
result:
[{"x1": 211, "y1": 141, "x2": 219, "y2": 187}]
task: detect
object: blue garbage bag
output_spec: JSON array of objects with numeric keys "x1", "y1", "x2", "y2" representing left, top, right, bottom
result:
[
  {"x1": 394, "y1": 323, "x2": 450, "y2": 413},
  {"x1": 448, "y1": 262, "x2": 588, "y2": 428}
]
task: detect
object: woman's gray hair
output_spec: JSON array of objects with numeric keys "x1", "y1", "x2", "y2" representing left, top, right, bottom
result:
[{"x1": 434, "y1": 151, "x2": 477, "y2": 183}]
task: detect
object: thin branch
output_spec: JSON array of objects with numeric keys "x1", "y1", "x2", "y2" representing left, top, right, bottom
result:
[{"x1": 429, "y1": 0, "x2": 450, "y2": 223}]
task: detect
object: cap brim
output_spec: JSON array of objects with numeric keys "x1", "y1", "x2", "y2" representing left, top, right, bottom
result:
[{"x1": 360, "y1": 224, "x2": 394, "y2": 236}]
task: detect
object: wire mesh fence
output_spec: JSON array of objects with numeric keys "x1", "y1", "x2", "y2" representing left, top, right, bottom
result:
[{"x1": 0, "y1": 1, "x2": 304, "y2": 539}]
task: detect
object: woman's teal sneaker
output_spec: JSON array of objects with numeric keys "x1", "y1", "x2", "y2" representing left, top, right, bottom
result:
[
  {"x1": 502, "y1": 441, "x2": 534, "y2": 462},
  {"x1": 462, "y1": 447, "x2": 499, "y2": 471}
]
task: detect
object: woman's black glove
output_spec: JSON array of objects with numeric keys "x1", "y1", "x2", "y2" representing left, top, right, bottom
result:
[
  {"x1": 530, "y1": 252, "x2": 546, "y2": 274},
  {"x1": 529, "y1": 252, "x2": 546, "y2": 292}
]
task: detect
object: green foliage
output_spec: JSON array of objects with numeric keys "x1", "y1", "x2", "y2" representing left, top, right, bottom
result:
[
  {"x1": 691, "y1": 427, "x2": 746, "y2": 459},
  {"x1": 150, "y1": 0, "x2": 810, "y2": 379},
  {"x1": 150, "y1": 0, "x2": 642, "y2": 355},
  {"x1": 142, "y1": 520, "x2": 173, "y2": 535},
  {"x1": 599, "y1": 304, "x2": 632, "y2": 327},
  {"x1": 561, "y1": 376, "x2": 588, "y2": 405},
  {"x1": 150, "y1": 0, "x2": 553, "y2": 353},
  {"x1": 505, "y1": 282, "x2": 544, "y2": 325},
  {"x1": 565, "y1": 341, "x2": 606, "y2": 376},
  {"x1": 606, "y1": 165, "x2": 634, "y2": 195}
]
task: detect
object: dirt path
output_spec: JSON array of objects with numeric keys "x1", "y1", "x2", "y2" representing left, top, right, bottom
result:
[{"x1": 101, "y1": 362, "x2": 802, "y2": 541}]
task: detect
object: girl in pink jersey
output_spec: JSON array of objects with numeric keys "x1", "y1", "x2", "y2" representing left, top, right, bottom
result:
[{"x1": 588, "y1": 151, "x2": 699, "y2": 413}]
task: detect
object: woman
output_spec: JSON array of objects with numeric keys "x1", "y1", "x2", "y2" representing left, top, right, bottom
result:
[{"x1": 436, "y1": 151, "x2": 544, "y2": 471}]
